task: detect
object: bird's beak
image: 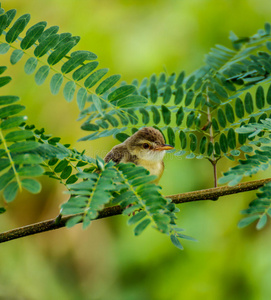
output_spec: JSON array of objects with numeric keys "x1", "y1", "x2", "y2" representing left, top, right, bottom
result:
[{"x1": 155, "y1": 144, "x2": 174, "y2": 151}]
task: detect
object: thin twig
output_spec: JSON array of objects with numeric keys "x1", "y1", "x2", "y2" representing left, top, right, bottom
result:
[{"x1": 0, "y1": 177, "x2": 270, "y2": 244}]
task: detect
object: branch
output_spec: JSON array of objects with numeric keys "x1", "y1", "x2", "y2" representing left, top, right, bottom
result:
[{"x1": 0, "y1": 178, "x2": 270, "y2": 244}]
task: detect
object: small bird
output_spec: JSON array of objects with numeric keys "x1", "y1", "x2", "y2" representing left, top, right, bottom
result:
[{"x1": 104, "y1": 127, "x2": 174, "y2": 183}]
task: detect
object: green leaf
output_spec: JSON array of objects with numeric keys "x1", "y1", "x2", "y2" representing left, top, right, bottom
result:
[
  {"x1": 127, "y1": 211, "x2": 147, "y2": 225},
  {"x1": 21, "y1": 24, "x2": 45, "y2": 50},
  {"x1": 199, "y1": 136, "x2": 207, "y2": 154},
  {"x1": 9, "y1": 141, "x2": 40, "y2": 153},
  {"x1": 96, "y1": 74, "x2": 121, "y2": 95},
  {"x1": 92, "y1": 94, "x2": 104, "y2": 115},
  {"x1": 61, "y1": 165, "x2": 72, "y2": 179},
  {"x1": 225, "y1": 103, "x2": 235, "y2": 123},
  {"x1": 117, "y1": 95, "x2": 147, "y2": 108},
  {"x1": 0, "y1": 170, "x2": 14, "y2": 191},
  {"x1": 0, "y1": 159, "x2": 10, "y2": 171},
  {"x1": 70, "y1": 50, "x2": 97, "y2": 60},
  {"x1": 61, "y1": 52, "x2": 89, "y2": 74},
  {"x1": 255, "y1": 86, "x2": 265, "y2": 109},
  {"x1": 47, "y1": 40, "x2": 76, "y2": 65},
  {"x1": 54, "y1": 160, "x2": 69, "y2": 173},
  {"x1": 238, "y1": 215, "x2": 260, "y2": 228},
  {"x1": 0, "y1": 95, "x2": 20, "y2": 106},
  {"x1": 179, "y1": 131, "x2": 187, "y2": 149},
  {"x1": 108, "y1": 85, "x2": 136, "y2": 102},
  {"x1": 139, "y1": 108, "x2": 149, "y2": 125},
  {"x1": 81, "y1": 122, "x2": 99, "y2": 131},
  {"x1": 0, "y1": 104, "x2": 25, "y2": 118},
  {"x1": 24, "y1": 57, "x2": 38, "y2": 75},
  {"x1": 174, "y1": 86, "x2": 184, "y2": 105},
  {"x1": 0, "y1": 66, "x2": 7, "y2": 75},
  {"x1": 161, "y1": 105, "x2": 171, "y2": 125},
  {"x1": 235, "y1": 98, "x2": 244, "y2": 119},
  {"x1": 21, "y1": 178, "x2": 41, "y2": 194},
  {"x1": 267, "y1": 84, "x2": 271, "y2": 105},
  {"x1": 194, "y1": 93, "x2": 203, "y2": 108},
  {"x1": 208, "y1": 91, "x2": 221, "y2": 104},
  {"x1": 34, "y1": 33, "x2": 60, "y2": 57},
  {"x1": 214, "y1": 83, "x2": 228, "y2": 98},
  {"x1": 63, "y1": 81, "x2": 76, "y2": 102},
  {"x1": 0, "y1": 43, "x2": 10, "y2": 54},
  {"x1": 50, "y1": 73, "x2": 63, "y2": 95},
  {"x1": 207, "y1": 142, "x2": 214, "y2": 156},
  {"x1": 0, "y1": 207, "x2": 6, "y2": 214},
  {"x1": 244, "y1": 92, "x2": 254, "y2": 114},
  {"x1": 0, "y1": 14, "x2": 8, "y2": 35},
  {"x1": 115, "y1": 132, "x2": 129, "y2": 142},
  {"x1": 150, "y1": 83, "x2": 158, "y2": 103},
  {"x1": 185, "y1": 75, "x2": 195, "y2": 89},
  {"x1": 5, "y1": 9, "x2": 17, "y2": 29},
  {"x1": 0, "y1": 115, "x2": 27, "y2": 130},
  {"x1": 66, "y1": 215, "x2": 83, "y2": 228},
  {"x1": 217, "y1": 108, "x2": 227, "y2": 128},
  {"x1": 176, "y1": 106, "x2": 184, "y2": 126},
  {"x1": 34, "y1": 65, "x2": 50, "y2": 85},
  {"x1": 38, "y1": 25, "x2": 59, "y2": 43},
  {"x1": 6, "y1": 14, "x2": 30, "y2": 43},
  {"x1": 76, "y1": 87, "x2": 87, "y2": 111},
  {"x1": 175, "y1": 71, "x2": 185, "y2": 88},
  {"x1": 3, "y1": 181, "x2": 19, "y2": 202},
  {"x1": 5, "y1": 130, "x2": 33, "y2": 142},
  {"x1": 185, "y1": 90, "x2": 194, "y2": 106},
  {"x1": 227, "y1": 128, "x2": 236, "y2": 149},
  {"x1": 219, "y1": 133, "x2": 228, "y2": 153},
  {"x1": 72, "y1": 61, "x2": 99, "y2": 81},
  {"x1": 151, "y1": 106, "x2": 160, "y2": 124},
  {"x1": 84, "y1": 68, "x2": 108, "y2": 89},
  {"x1": 18, "y1": 165, "x2": 44, "y2": 177},
  {"x1": 167, "y1": 127, "x2": 175, "y2": 147},
  {"x1": 163, "y1": 86, "x2": 172, "y2": 104},
  {"x1": 12, "y1": 154, "x2": 43, "y2": 164},
  {"x1": 240, "y1": 145, "x2": 253, "y2": 152},
  {"x1": 0, "y1": 76, "x2": 11, "y2": 88},
  {"x1": 186, "y1": 111, "x2": 195, "y2": 128},
  {"x1": 170, "y1": 234, "x2": 184, "y2": 250},
  {"x1": 214, "y1": 142, "x2": 221, "y2": 155},
  {"x1": 256, "y1": 214, "x2": 267, "y2": 230},
  {"x1": 189, "y1": 133, "x2": 197, "y2": 152},
  {"x1": 134, "y1": 219, "x2": 151, "y2": 236}
]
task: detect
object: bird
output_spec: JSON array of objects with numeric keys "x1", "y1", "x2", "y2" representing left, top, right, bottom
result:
[{"x1": 104, "y1": 127, "x2": 174, "y2": 183}]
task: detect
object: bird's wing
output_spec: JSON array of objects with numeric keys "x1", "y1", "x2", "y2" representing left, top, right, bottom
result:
[{"x1": 104, "y1": 144, "x2": 128, "y2": 164}]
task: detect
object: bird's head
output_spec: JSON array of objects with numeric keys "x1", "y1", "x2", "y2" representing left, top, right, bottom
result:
[{"x1": 125, "y1": 127, "x2": 174, "y2": 162}]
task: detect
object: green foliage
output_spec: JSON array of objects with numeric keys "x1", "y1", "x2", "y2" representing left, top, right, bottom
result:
[{"x1": 1, "y1": 3, "x2": 271, "y2": 249}]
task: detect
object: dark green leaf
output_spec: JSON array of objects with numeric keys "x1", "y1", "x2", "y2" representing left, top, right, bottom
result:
[
  {"x1": 0, "y1": 95, "x2": 20, "y2": 106},
  {"x1": 21, "y1": 24, "x2": 45, "y2": 50},
  {"x1": 63, "y1": 81, "x2": 76, "y2": 102},
  {"x1": 5, "y1": 130, "x2": 33, "y2": 142},
  {"x1": 0, "y1": 66, "x2": 7, "y2": 75},
  {"x1": 219, "y1": 133, "x2": 228, "y2": 153},
  {"x1": 244, "y1": 92, "x2": 254, "y2": 114},
  {"x1": 96, "y1": 74, "x2": 121, "y2": 95},
  {"x1": 84, "y1": 68, "x2": 108, "y2": 89},
  {"x1": 185, "y1": 90, "x2": 194, "y2": 106},
  {"x1": 194, "y1": 93, "x2": 203, "y2": 108},
  {"x1": 225, "y1": 103, "x2": 235, "y2": 123},
  {"x1": 24, "y1": 57, "x2": 38, "y2": 75},
  {"x1": 21, "y1": 178, "x2": 41, "y2": 194},
  {"x1": 0, "y1": 207, "x2": 6, "y2": 214},
  {"x1": 217, "y1": 109, "x2": 227, "y2": 128},
  {"x1": 61, "y1": 165, "x2": 72, "y2": 179},
  {"x1": 61, "y1": 52, "x2": 89, "y2": 74},
  {"x1": 214, "y1": 83, "x2": 228, "y2": 98},
  {"x1": 208, "y1": 91, "x2": 221, "y2": 104},
  {"x1": 0, "y1": 76, "x2": 11, "y2": 88},
  {"x1": 151, "y1": 106, "x2": 160, "y2": 124},
  {"x1": 128, "y1": 211, "x2": 147, "y2": 225},
  {"x1": 238, "y1": 215, "x2": 260, "y2": 228},
  {"x1": 34, "y1": 65, "x2": 50, "y2": 85},
  {"x1": 185, "y1": 75, "x2": 195, "y2": 89},
  {"x1": 150, "y1": 83, "x2": 158, "y2": 103},
  {"x1": 214, "y1": 142, "x2": 221, "y2": 155},
  {"x1": 117, "y1": 95, "x2": 147, "y2": 108},
  {"x1": 38, "y1": 25, "x2": 59, "y2": 43},
  {"x1": 161, "y1": 105, "x2": 171, "y2": 125},
  {"x1": 189, "y1": 133, "x2": 197, "y2": 152},
  {"x1": 72, "y1": 61, "x2": 99, "y2": 81},
  {"x1": 207, "y1": 142, "x2": 214, "y2": 156},
  {"x1": 174, "y1": 86, "x2": 184, "y2": 105},
  {"x1": 115, "y1": 132, "x2": 129, "y2": 142},
  {"x1": 175, "y1": 71, "x2": 185, "y2": 88},
  {"x1": 163, "y1": 86, "x2": 172, "y2": 104},
  {"x1": 70, "y1": 50, "x2": 97, "y2": 60},
  {"x1": 0, "y1": 170, "x2": 14, "y2": 191},
  {"x1": 235, "y1": 98, "x2": 245, "y2": 119},
  {"x1": 186, "y1": 111, "x2": 195, "y2": 128},
  {"x1": 227, "y1": 128, "x2": 236, "y2": 149},
  {"x1": 108, "y1": 85, "x2": 136, "y2": 102},
  {"x1": 199, "y1": 136, "x2": 207, "y2": 154},
  {"x1": 3, "y1": 181, "x2": 18, "y2": 202},
  {"x1": 47, "y1": 40, "x2": 76, "y2": 65},
  {"x1": 0, "y1": 115, "x2": 27, "y2": 130},
  {"x1": 34, "y1": 34, "x2": 60, "y2": 57},
  {"x1": 54, "y1": 160, "x2": 69, "y2": 173},
  {"x1": 139, "y1": 108, "x2": 149, "y2": 125},
  {"x1": 6, "y1": 14, "x2": 30, "y2": 43},
  {"x1": 81, "y1": 123, "x2": 99, "y2": 131},
  {"x1": 255, "y1": 86, "x2": 265, "y2": 109},
  {"x1": 0, "y1": 104, "x2": 25, "y2": 118},
  {"x1": 134, "y1": 219, "x2": 151, "y2": 236},
  {"x1": 0, "y1": 14, "x2": 7, "y2": 35},
  {"x1": 267, "y1": 84, "x2": 271, "y2": 105},
  {"x1": 50, "y1": 73, "x2": 63, "y2": 95},
  {"x1": 179, "y1": 131, "x2": 187, "y2": 149},
  {"x1": 0, "y1": 159, "x2": 10, "y2": 171},
  {"x1": 167, "y1": 127, "x2": 175, "y2": 147},
  {"x1": 5, "y1": 9, "x2": 17, "y2": 29},
  {"x1": 176, "y1": 106, "x2": 184, "y2": 126}
]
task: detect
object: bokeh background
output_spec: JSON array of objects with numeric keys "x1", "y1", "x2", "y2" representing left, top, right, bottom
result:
[{"x1": 1, "y1": 0, "x2": 271, "y2": 299}]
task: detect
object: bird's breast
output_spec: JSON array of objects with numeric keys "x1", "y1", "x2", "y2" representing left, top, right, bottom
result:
[{"x1": 137, "y1": 159, "x2": 164, "y2": 183}]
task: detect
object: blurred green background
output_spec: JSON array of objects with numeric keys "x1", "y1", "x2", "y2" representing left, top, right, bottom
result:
[{"x1": 1, "y1": 0, "x2": 271, "y2": 299}]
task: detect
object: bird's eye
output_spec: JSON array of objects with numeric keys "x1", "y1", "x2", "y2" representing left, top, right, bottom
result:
[{"x1": 142, "y1": 143, "x2": 149, "y2": 149}]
